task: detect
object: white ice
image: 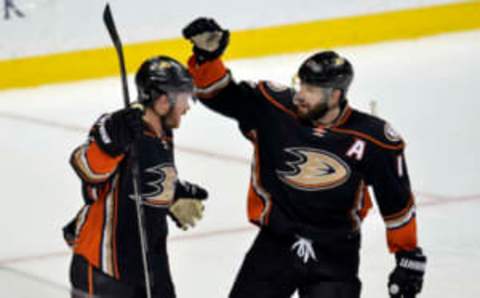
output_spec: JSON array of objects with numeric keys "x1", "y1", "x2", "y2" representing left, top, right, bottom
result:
[{"x1": 0, "y1": 30, "x2": 479, "y2": 298}]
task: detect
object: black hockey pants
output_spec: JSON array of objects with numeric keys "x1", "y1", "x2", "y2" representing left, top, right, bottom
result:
[{"x1": 229, "y1": 228, "x2": 362, "y2": 298}]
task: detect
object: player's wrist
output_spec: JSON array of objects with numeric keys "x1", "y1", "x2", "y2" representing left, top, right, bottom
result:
[{"x1": 395, "y1": 247, "x2": 426, "y2": 271}]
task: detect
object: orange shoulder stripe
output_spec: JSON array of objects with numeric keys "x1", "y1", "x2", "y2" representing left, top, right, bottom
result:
[
  {"x1": 258, "y1": 82, "x2": 298, "y2": 119},
  {"x1": 330, "y1": 127, "x2": 405, "y2": 150}
]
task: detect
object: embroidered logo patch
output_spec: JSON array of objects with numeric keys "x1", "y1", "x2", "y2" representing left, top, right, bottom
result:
[{"x1": 276, "y1": 147, "x2": 351, "y2": 191}]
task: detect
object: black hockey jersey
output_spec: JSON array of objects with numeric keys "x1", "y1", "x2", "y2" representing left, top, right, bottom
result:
[
  {"x1": 188, "y1": 56, "x2": 417, "y2": 252},
  {"x1": 69, "y1": 113, "x2": 178, "y2": 286}
]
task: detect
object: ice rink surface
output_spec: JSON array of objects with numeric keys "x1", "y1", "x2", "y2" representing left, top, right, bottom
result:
[{"x1": 0, "y1": 30, "x2": 479, "y2": 297}]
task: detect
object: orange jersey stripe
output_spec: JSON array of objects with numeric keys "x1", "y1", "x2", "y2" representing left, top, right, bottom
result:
[
  {"x1": 333, "y1": 107, "x2": 353, "y2": 127},
  {"x1": 330, "y1": 127, "x2": 405, "y2": 150},
  {"x1": 386, "y1": 217, "x2": 418, "y2": 253},
  {"x1": 358, "y1": 186, "x2": 373, "y2": 220},
  {"x1": 85, "y1": 141, "x2": 124, "y2": 175},
  {"x1": 88, "y1": 263, "x2": 94, "y2": 296},
  {"x1": 349, "y1": 182, "x2": 373, "y2": 230},
  {"x1": 247, "y1": 184, "x2": 266, "y2": 225},
  {"x1": 315, "y1": 106, "x2": 353, "y2": 130},
  {"x1": 247, "y1": 141, "x2": 272, "y2": 225},
  {"x1": 74, "y1": 185, "x2": 110, "y2": 267},
  {"x1": 188, "y1": 56, "x2": 228, "y2": 89},
  {"x1": 384, "y1": 195, "x2": 415, "y2": 220},
  {"x1": 258, "y1": 82, "x2": 298, "y2": 119}
]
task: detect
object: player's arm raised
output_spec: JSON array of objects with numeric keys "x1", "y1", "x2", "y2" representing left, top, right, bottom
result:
[{"x1": 183, "y1": 18, "x2": 258, "y2": 124}]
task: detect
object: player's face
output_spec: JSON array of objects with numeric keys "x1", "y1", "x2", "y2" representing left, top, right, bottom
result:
[
  {"x1": 163, "y1": 92, "x2": 192, "y2": 129},
  {"x1": 293, "y1": 83, "x2": 333, "y2": 121}
]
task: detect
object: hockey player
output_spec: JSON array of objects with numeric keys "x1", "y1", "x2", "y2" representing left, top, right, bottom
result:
[
  {"x1": 182, "y1": 18, "x2": 427, "y2": 298},
  {"x1": 64, "y1": 55, "x2": 208, "y2": 298}
]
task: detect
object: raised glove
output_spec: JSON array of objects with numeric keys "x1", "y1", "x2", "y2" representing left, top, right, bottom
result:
[
  {"x1": 182, "y1": 17, "x2": 229, "y2": 64},
  {"x1": 93, "y1": 104, "x2": 144, "y2": 156},
  {"x1": 388, "y1": 248, "x2": 427, "y2": 298},
  {"x1": 169, "y1": 180, "x2": 208, "y2": 230}
]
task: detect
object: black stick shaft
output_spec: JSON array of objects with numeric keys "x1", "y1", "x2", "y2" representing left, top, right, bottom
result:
[
  {"x1": 102, "y1": 5, "x2": 153, "y2": 298},
  {"x1": 103, "y1": 4, "x2": 130, "y2": 107}
]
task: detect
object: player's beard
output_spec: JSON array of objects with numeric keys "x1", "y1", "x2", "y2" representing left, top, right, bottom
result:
[
  {"x1": 296, "y1": 101, "x2": 329, "y2": 123},
  {"x1": 162, "y1": 109, "x2": 182, "y2": 129},
  {"x1": 307, "y1": 102, "x2": 330, "y2": 122}
]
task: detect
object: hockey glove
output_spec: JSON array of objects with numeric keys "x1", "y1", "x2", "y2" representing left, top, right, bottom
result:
[
  {"x1": 175, "y1": 180, "x2": 209, "y2": 201},
  {"x1": 182, "y1": 17, "x2": 230, "y2": 64},
  {"x1": 169, "y1": 181, "x2": 208, "y2": 230},
  {"x1": 388, "y1": 247, "x2": 427, "y2": 298},
  {"x1": 169, "y1": 199, "x2": 204, "y2": 230},
  {"x1": 93, "y1": 104, "x2": 144, "y2": 156}
]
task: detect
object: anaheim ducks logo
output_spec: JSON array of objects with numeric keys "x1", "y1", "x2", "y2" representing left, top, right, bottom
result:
[
  {"x1": 276, "y1": 147, "x2": 351, "y2": 191},
  {"x1": 154, "y1": 61, "x2": 172, "y2": 70},
  {"x1": 130, "y1": 163, "x2": 177, "y2": 207}
]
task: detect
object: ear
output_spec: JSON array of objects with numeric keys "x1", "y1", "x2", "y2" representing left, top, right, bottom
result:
[{"x1": 152, "y1": 94, "x2": 171, "y2": 115}]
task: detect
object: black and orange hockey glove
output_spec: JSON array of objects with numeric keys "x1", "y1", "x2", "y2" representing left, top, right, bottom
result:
[
  {"x1": 388, "y1": 247, "x2": 427, "y2": 298},
  {"x1": 182, "y1": 17, "x2": 230, "y2": 64}
]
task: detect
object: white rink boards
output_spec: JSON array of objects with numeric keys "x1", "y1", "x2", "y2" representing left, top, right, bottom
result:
[{"x1": 0, "y1": 30, "x2": 479, "y2": 297}]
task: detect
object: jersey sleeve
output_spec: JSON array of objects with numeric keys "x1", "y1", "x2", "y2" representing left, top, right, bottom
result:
[
  {"x1": 366, "y1": 145, "x2": 418, "y2": 253},
  {"x1": 70, "y1": 115, "x2": 125, "y2": 185},
  {"x1": 188, "y1": 55, "x2": 260, "y2": 134}
]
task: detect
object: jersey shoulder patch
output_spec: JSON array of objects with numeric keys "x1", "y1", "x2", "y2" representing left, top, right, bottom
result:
[{"x1": 338, "y1": 109, "x2": 405, "y2": 150}]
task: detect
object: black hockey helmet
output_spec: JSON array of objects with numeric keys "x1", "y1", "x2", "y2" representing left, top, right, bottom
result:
[
  {"x1": 135, "y1": 56, "x2": 194, "y2": 105},
  {"x1": 297, "y1": 51, "x2": 353, "y2": 94}
]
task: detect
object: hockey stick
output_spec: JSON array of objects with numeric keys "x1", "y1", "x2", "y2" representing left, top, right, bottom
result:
[
  {"x1": 103, "y1": 5, "x2": 153, "y2": 298},
  {"x1": 103, "y1": 4, "x2": 131, "y2": 107}
]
